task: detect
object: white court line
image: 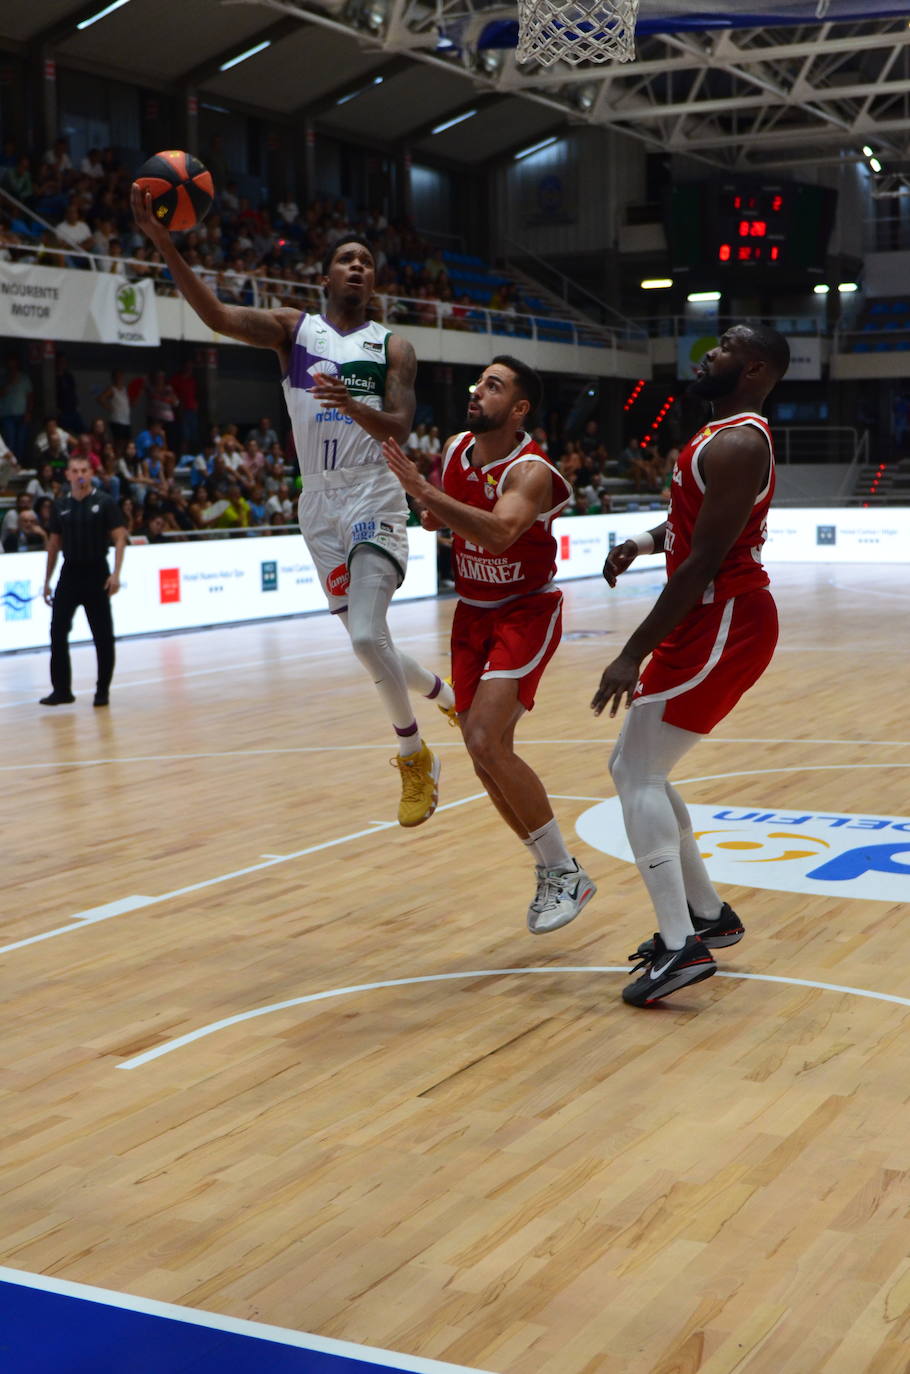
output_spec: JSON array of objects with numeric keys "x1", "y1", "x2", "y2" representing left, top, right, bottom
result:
[
  {"x1": 0, "y1": 794, "x2": 487, "y2": 958},
  {"x1": 0, "y1": 631, "x2": 446, "y2": 709},
  {"x1": 2, "y1": 736, "x2": 907, "y2": 774},
  {"x1": 118, "y1": 964, "x2": 910, "y2": 1072},
  {"x1": 0, "y1": 1266, "x2": 493, "y2": 1374},
  {"x1": 672, "y1": 762, "x2": 910, "y2": 785}
]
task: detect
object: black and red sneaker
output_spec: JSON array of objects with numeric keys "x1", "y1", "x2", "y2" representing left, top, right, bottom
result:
[
  {"x1": 623, "y1": 933, "x2": 717, "y2": 1007},
  {"x1": 636, "y1": 903, "x2": 744, "y2": 959}
]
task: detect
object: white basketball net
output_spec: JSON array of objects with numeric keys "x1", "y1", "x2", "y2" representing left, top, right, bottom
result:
[{"x1": 517, "y1": 0, "x2": 638, "y2": 66}]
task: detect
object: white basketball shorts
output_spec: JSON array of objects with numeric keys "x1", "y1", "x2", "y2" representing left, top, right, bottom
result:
[{"x1": 297, "y1": 463, "x2": 410, "y2": 613}]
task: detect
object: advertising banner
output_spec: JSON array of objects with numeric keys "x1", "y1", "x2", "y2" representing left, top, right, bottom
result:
[
  {"x1": 0, "y1": 263, "x2": 76, "y2": 339},
  {"x1": 783, "y1": 335, "x2": 822, "y2": 381},
  {"x1": 90, "y1": 275, "x2": 160, "y2": 347},
  {"x1": 2, "y1": 528, "x2": 437, "y2": 654},
  {"x1": 4, "y1": 511, "x2": 910, "y2": 655}
]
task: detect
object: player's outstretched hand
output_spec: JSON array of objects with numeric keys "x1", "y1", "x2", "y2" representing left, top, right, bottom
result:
[
  {"x1": 130, "y1": 184, "x2": 171, "y2": 251},
  {"x1": 591, "y1": 652, "x2": 640, "y2": 718},
  {"x1": 311, "y1": 372, "x2": 354, "y2": 414},
  {"x1": 602, "y1": 539, "x2": 638, "y2": 588},
  {"x1": 383, "y1": 438, "x2": 425, "y2": 499}
]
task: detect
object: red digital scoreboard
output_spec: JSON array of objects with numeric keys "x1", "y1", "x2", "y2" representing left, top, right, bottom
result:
[
  {"x1": 717, "y1": 188, "x2": 786, "y2": 265},
  {"x1": 669, "y1": 179, "x2": 837, "y2": 274}
]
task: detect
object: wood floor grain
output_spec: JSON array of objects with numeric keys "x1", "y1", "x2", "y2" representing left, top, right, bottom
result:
[{"x1": 2, "y1": 563, "x2": 909, "y2": 1373}]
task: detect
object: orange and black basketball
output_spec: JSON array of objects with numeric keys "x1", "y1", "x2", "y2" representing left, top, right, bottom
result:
[{"x1": 133, "y1": 150, "x2": 214, "y2": 232}]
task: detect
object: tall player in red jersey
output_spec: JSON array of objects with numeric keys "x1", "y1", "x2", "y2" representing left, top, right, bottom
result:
[
  {"x1": 592, "y1": 324, "x2": 790, "y2": 1007},
  {"x1": 384, "y1": 356, "x2": 597, "y2": 933}
]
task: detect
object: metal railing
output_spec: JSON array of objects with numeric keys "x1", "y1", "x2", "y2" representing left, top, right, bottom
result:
[
  {"x1": 0, "y1": 203, "x2": 625, "y2": 353},
  {"x1": 635, "y1": 314, "x2": 826, "y2": 340},
  {"x1": 501, "y1": 234, "x2": 648, "y2": 344},
  {"x1": 770, "y1": 427, "x2": 865, "y2": 467}
]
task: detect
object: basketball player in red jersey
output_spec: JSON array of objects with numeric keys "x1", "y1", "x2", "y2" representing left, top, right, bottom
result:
[
  {"x1": 383, "y1": 356, "x2": 597, "y2": 933},
  {"x1": 592, "y1": 324, "x2": 790, "y2": 1006}
]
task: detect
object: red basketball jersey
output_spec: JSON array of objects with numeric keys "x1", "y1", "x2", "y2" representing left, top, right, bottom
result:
[
  {"x1": 442, "y1": 431, "x2": 571, "y2": 605},
  {"x1": 665, "y1": 411, "x2": 775, "y2": 604}
]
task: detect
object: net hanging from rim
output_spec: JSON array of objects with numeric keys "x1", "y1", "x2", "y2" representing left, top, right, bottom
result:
[{"x1": 516, "y1": 0, "x2": 638, "y2": 66}]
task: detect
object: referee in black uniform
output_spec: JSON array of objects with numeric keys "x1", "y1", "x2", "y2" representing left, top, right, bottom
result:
[{"x1": 40, "y1": 454, "x2": 127, "y2": 707}]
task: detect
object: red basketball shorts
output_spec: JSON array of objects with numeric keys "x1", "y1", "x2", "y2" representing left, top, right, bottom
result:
[
  {"x1": 634, "y1": 587, "x2": 778, "y2": 734},
  {"x1": 451, "y1": 589, "x2": 563, "y2": 714}
]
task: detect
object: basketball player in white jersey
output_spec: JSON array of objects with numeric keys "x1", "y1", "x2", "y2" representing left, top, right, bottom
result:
[
  {"x1": 592, "y1": 324, "x2": 790, "y2": 1006},
  {"x1": 132, "y1": 190, "x2": 454, "y2": 827}
]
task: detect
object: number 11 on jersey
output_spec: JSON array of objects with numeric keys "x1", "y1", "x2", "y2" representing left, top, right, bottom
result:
[{"x1": 323, "y1": 439, "x2": 338, "y2": 470}]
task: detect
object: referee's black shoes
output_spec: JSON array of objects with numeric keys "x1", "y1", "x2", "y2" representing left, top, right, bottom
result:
[
  {"x1": 39, "y1": 692, "x2": 76, "y2": 706},
  {"x1": 93, "y1": 693, "x2": 109, "y2": 707}
]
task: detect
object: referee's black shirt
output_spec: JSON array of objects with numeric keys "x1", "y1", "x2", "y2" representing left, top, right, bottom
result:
[{"x1": 49, "y1": 491, "x2": 124, "y2": 565}]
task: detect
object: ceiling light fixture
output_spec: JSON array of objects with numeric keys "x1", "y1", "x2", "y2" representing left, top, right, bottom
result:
[
  {"x1": 219, "y1": 40, "x2": 272, "y2": 72},
  {"x1": 514, "y1": 135, "x2": 558, "y2": 161},
  {"x1": 431, "y1": 109, "x2": 478, "y2": 135},
  {"x1": 76, "y1": 0, "x2": 130, "y2": 28}
]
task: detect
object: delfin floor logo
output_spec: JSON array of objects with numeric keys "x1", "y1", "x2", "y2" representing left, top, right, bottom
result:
[
  {"x1": 3, "y1": 580, "x2": 35, "y2": 621},
  {"x1": 575, "y1": 799, "x2": 910, "y2": 903}
]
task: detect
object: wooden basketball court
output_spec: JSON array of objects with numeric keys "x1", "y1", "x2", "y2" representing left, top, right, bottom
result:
[{"x1": 3, "y1": 562, "x2": 909, "y2": 1372}]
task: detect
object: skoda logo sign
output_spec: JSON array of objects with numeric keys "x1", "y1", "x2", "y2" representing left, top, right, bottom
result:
[{"x1": 116, "y1": 283, "x2": 144, "y2": 325}]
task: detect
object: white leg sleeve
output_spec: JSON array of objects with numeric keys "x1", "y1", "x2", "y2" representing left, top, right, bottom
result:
[
  {"x1": 665, "y1": 781, "x2": 724, "y2": 922},
  {"x1": 341, "y1": 545, "x2": 416, "y2": 736},
  {"x1": 609, "y1": 701, "x2": 703, "y2": 949}
]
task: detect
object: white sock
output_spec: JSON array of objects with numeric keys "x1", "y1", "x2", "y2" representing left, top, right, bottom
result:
[
  {"x1": 635, "y1": 847, "x2": 694, "y2": 950},
  {"x1": 395, "y1": 725, "x2": 422, "y2": 758},
  {"x1": 527, "y1": 818, "x2": 573, "y2": 871}
]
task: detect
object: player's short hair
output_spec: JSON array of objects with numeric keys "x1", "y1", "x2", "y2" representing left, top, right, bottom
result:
[
  {"x1": 739, "y1": 324, "x2": 791, "y2": 381},
  {"x1": 321, "y1": 236, "x2": 374, "y2": 277},
  {"x1": 490, "y1": 355, "x2": 543, "y2": 421}
]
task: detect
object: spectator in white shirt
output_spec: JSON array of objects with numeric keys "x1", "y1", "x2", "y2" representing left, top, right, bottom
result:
[
  {"x1": 55, "y1": 203, "x2": 93, "y2": 262},
  {"x1": 81, "y1": 148, "x2": 104, "y2": 179}
]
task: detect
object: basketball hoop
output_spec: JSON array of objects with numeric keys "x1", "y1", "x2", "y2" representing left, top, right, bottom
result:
[{"x1": 516, "y1": 0, "x2": 638, "y2": 67}]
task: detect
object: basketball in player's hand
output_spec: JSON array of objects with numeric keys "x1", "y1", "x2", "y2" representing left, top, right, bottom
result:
[{"x1": 133, "y1": 151, "x2": 214, "y2": 232}]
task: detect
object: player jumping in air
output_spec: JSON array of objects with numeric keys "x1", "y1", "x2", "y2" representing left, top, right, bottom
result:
[
  {"x1": 592, "y1": 323, "x2": 790, "y2": 1006},
  {"x1": 133, "y1": 188, "x2": 454, "y2": 827},
  {"x1": 384, "y1": 356, "x2": 596, "y2": 933}
]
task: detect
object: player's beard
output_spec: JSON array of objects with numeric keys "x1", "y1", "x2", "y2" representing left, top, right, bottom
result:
[
  {"x1": 688, "y1": 364, "x2": 744, "y2": 400},
  {"x1": 466, "y1": 411, "x2": 496, "y2": 433}
]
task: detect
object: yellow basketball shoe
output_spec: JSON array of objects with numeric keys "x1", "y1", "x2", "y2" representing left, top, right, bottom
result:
[
  {"x1": 391, "y1": 741, "x2": 441, "y2": 827},
  {"x1": 437, "y1": 675, "x2": 459, "y2": 729}
]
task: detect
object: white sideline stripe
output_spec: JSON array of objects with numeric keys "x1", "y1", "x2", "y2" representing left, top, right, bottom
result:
[
  {"x1": 0, "y1": 795, "x2": 488, "y2": 958},
  {"x1": 1, "y1": 736, "x2": 907, "y2": 773},
  {"x1": 71, "y1": 896, "x2": 155, "y2": 922},
  {"x1": 0, "y1": 1266, "x2": 493, "y2": 1374},
  {"x1": 118, "y1": 964, "x2": 910, "y2": 1072}
]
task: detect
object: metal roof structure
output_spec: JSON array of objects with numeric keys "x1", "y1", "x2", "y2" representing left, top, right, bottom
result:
[{"x1": 3, "y1": 0, "x2": 910, "y2": 174}]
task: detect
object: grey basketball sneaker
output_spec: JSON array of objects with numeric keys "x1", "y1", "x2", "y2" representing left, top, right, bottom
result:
[{"x1": 527, "y1": 861, "x2": 597, "y2": 934}]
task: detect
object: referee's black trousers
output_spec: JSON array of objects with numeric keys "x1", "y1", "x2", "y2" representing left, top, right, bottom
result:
[{"x1": 50, "y1": 562, "x2": 115, "y2": 696}]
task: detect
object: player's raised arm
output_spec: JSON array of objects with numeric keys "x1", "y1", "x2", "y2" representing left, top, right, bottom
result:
[{"x1": 131, "y1": 186, "x2": 298, "y2": 364}]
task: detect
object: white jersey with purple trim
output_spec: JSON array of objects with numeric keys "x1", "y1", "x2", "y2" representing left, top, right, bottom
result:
[{"x1": 281, "y1": 312, "x2": 391, "y2": 478}]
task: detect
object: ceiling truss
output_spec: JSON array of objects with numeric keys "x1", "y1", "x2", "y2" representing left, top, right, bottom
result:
[{"x1": 223, "y1": 0, "x2": 910, "y2": 173}]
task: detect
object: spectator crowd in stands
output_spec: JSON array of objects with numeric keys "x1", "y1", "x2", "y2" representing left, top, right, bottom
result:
[{"x1": 0, "y1": 133, "x2": 532, "y2": 329}]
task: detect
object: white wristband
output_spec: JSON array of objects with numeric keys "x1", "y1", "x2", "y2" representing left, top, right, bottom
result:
[{"x1": 632, "y1": 531, "x2": 655, "y2": 556}]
